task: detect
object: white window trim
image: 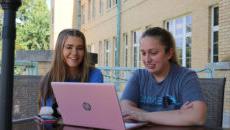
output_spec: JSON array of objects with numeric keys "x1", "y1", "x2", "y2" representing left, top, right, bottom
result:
[
  {"x1": 88, "y1": 0, "x2": 92, "y2": 22},
  {"x1": 99, "y1": 41, "x2": 103, "y2": 65},
  {"x1": 182, "y1": 17, "x2": 186, "y2": 66},
  {"x1": 99, "y1": 0, "x2": 103, "y2": 16},
  {"x1": 81, "y1": 5, "x2": 85, "y2": 25},
  {"x1": 113, "y1": 37, "x2": 117, "y2": 66},
  {"x1": 123, "y1": 33, "x2": 128, "y2": 67},
  {"x1": 92, "y1": 0, "x2": 96, "y2": 19},
  {"x1": 105, "y1": 40, "x2": 110, "y2": 66},
  {"x1": 132, "y1": 31, "x2": 142, "y2": 67}
]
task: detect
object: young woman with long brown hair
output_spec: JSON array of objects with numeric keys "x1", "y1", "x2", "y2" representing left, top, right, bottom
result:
[{"x1": 39, "y1": 29, "x2": 103, "y2": 117}]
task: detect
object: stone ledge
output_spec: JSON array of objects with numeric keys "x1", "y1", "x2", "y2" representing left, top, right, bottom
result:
[
  {"x1": 16, "y1": 50, "x2": 53, "y2": 62},
  {"x1": 16, "y1": 50, "x2": 98, "y2": 65}
]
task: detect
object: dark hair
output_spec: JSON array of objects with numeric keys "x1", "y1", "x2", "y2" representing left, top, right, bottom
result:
[{"x1": 141, "y1": 27, "x2": 178, "y2": 65}]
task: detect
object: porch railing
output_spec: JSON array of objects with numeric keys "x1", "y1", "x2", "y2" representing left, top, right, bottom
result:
[
  {"x1": 98, "y1": 66, "x2": 214, "y2": 95},
  {"x1": 0, "y1": 61, "x2": 38, "y2": 75}
]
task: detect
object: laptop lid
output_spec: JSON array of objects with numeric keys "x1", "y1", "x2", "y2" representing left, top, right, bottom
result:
[{"x1": 51, "y1": 82, "x2": 126, "y2": 130}]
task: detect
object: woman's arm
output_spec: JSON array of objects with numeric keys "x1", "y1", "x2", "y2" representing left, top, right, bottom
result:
[{"x1": 121, "y1": 100, "x2": 207, "y2": 126}]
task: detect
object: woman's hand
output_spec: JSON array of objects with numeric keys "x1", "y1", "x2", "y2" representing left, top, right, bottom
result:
[
  {"x1": 123, "y1": 110, "x2": 148, "y2": 122},
  {"x1": 120, "y1": 100, "x2": 148, "y2": 122}
]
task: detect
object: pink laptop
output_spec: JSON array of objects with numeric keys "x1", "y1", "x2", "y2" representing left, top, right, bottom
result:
[{"x1": 51, "y1": 82, "x2": 146, "y2": 130}]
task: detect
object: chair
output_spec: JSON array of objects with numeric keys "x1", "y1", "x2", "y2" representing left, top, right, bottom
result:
[
  {"x1": 13, "y1": 75, "x2": 41, "y2": 120},
  {"x1": 199, "y1": 78, "x2": 226, "y2": 128}
]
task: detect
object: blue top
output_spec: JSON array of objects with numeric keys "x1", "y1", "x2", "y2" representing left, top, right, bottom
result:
[
  {"x1": 121, "y1": 63, "x2": 204, "y2": 112},
  {"x1": 42, "y1": 68, "x2": 104, "y2": 107},
  {"x1": 65, "y1": 68, "x2": 104, "y2": 83}
]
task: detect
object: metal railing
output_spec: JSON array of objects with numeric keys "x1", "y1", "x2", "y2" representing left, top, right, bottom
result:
[
  {"x1": 98, "y1": 66, "x2": 214, "y2": 95},
  {"x1": 0, "y1": 61, "x2": 214, "y2": 79},
  {"x1": 0, "y1": 61, "x2": 38, "y2": 75}
]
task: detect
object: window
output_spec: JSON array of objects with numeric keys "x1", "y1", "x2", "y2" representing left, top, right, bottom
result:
[
  {"x1": 92, "y1": 0, "x2": 96, "y2": 19},
  {"x1": 166, "y1": 15, "x2": 192, "y2": 68},
  {"x1": 211, "y1": 6, "x2": 219, "y2": 62},
  {"x1": 99, "y1": 41, "x2": 103, "y2": 65},
  {"x1": 113, "y1": 37, "x2": 117, "y2": 66},
  {"x1": 123, "y1": 33, "x2": 128, "y2": 67},
  {"x1": 81, "y1": 5, "x2": 85, "y2": 24},
  {"x1": 99, "y1": 0, "x2": 104, "y2": 15},
  {"x1": 107, "y1": 0, "x2": 112, "y2": 9},
  {"x1": 132, "y1": 30, "x2": 142, "y2": 67},
  {"x1": 88, "y1": 0, "x2": 91, "y2": 21},
  {"x1": 104, "y1": 40, "x2": 110, "y2": 66},
  {"x1": 113, "y1": 0, "x2": 117, "y2": 6}
]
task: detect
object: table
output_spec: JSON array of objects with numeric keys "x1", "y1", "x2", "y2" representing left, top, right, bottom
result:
[{"x1": 13, "y1": 119, "x2": 230, "y2": 130}]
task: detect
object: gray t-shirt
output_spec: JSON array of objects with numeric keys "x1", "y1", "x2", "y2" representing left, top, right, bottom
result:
[{"x1": 121, "y1": 63, "x2": 204, "y2": 112}]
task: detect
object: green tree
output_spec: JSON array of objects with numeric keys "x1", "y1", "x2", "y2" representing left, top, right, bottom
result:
[{"x1": 16, "y1": 0, "x2": 50, "y2": 50}]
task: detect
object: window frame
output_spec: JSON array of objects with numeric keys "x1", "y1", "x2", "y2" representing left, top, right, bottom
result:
[
  {"x1": 99, "y1": 41, "x2": 103, "y2": 65},
  {"x1": 88, "y1": 0, "x2": 92, "y2": 21},
  {"x1": 99, "y1": 0, "x2": 104, "y2": 16},
  {"x1": 132, "y1": 30, "x2": 142, "y2": 67},
  {"x1": 211, "y1": 5, "x2": 219, "y2": 63},
  {"x1": 123, "y1": 33, "x2": 128, "y2": 67},
  {"x1": 166, "y1": 15, "x2": 192, "y2": 68},
  {"x1": 81, "y1": 5, "x2": 85, "y2": 25},
  {"x1": 113, "y1": 36, "x2": 117, "y2": 66},
  {"x1": 92, "y1": 0, "x2": 96, "y2": 19},
  {"x1": 104, "y1": 40, "x2": 110, "y2": 66}
]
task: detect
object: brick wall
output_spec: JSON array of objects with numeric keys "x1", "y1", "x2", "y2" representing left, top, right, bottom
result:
[
  {"x1": 73, "y1": 0, "x2": 219, "y2": 68},
  {"x1": 218, "y1": 0, "x2": 230, "y2": 116},
  {"x1": 219, "y1": 0, "x2": 230, "y2": 61}
]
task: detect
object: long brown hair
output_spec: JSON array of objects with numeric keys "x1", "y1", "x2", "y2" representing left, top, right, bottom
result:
[
  {"x1": 141, "y1": 27, "x2": 179, "y2": 65},
  {"x1": 39, "y1": 29, "x2": 91, "y2": 107}
]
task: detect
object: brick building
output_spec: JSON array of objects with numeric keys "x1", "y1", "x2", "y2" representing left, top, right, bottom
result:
[
  {"x1": 50, "y1": 0, "x2": 230, "y2": 125},
  {"x1": 51, "y1": 0, "x2": 230, "y2": 68}
]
